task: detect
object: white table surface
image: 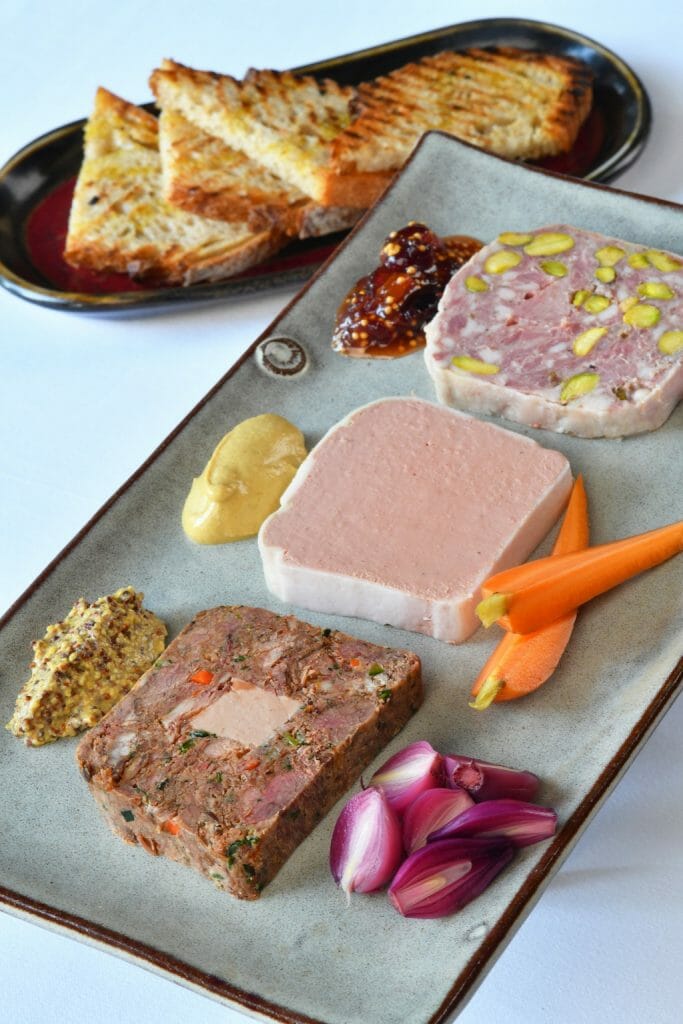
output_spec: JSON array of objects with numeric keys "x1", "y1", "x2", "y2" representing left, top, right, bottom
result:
[{"x1": 2, "y1": 2, "x2": 682, "y2": 1021}]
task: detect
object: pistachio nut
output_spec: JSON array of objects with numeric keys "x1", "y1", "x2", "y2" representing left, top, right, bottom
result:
[
  {"x1": 523, "y1": 232, "x2": 574, "y2": 256},
  {"x1": 540, "y1": 260, "x2": 567, "y2": 277},
  {"x1": 573, "y1": 326, "x2": 608, "y2": 356},
  {"x1": 622, "y1": 303, "x2": 661, "y2": 328},
  {"x1": 657, "y1": 330, "x2": 683, "y2": 355},
  {"x1": 595, "y1": 266, "x2": 616, "y2": 284},
  {"x1": 595, "y1": 245, "x2": 625, "y2": 266},
  {"x1": 451, "y1": 355, "x2": 500, "y2": 375},
  {"x1": 571, "y1": 289, "x2": 592, "y2": 307},
  {"x1": 627, "y1": 252, "x2": 649, "y2": 269},
  {"x1": 465, "y1": 275, "x2": 489, "y2": 292},
  {"x1": 645, "y1": 250, "x2": 682, "y2": 273},
  {"x1": 583, "y1": 295, "x2": 611, "y2": 314},
  {"x1": 484, "y1": 250, "x2": 523, "y2": 274},
  {"x1": 637, "y1": 281, "x2": 675, "y2": 300},
  {"x1": 497, "y1": 232, "x2": 533, "y2": 246},
  {"x1": 560, "y1": 372, "x2": 600, "y2": 403}
]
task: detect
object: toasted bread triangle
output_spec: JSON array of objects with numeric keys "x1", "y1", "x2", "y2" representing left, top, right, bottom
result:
[
  {"x1": 150, "y1": 59, "x2": 393, "y2": 207},
  {"x1": 64, "y1": 88, "x2": 284, "y2": 286},
  {"x1": 331, "y1": 47, "x2": 594, "y2": 173},
  {"x1": 157, "y1": 106, "x2": 361, "y2": 238}
]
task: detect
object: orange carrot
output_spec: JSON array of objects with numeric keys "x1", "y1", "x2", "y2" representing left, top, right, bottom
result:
[
  {"x1": 470, "y1": 476, "x2": 589, "y2": 708},
  {"x1": 162, "y1": 818, "x2": 181, "y2": 836},
  {"x1": 477, "y1": 517, "x2": 683, "y2": 635},
  {"x1": 550, "y1": 475, "x2": 590, "y2": 556},
  {"x1": 190, "y1": 669, "x2": 214, "y2": 685}
]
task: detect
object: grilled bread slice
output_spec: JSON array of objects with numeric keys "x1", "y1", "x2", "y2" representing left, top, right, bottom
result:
[
  {"x1": 64, "y1": 88, "x2": 285, "y2": 286},
  {"x1": 157, "y1": 106, "x2": 361, "y2": 238},
  {"x1": 150, "y1": 60, "x2": 393, "y2": 207},
  {"x1": 331, "y1": 47, "x2": 594, "y2": 174}
]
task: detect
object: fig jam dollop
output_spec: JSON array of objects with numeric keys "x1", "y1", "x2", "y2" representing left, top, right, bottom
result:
[{"x1": 332, "y1": 222, "x2": 482, "y2": 358}]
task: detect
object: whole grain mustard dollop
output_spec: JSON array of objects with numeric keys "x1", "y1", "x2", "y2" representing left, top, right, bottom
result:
[
  {"x1": 6, "y1": 587, "x2": 167, "y2": 746},
  {"x1": 182, "y1": 413, "x2": 307, "y2": 544}
]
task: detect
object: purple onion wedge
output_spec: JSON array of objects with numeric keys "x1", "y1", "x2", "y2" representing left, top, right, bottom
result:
[
  {"x1": 330, "y1": 787, "x2": 403, "y2": 894},
  {"x1": 388, "y1": 837, "x2": 514, "y2": 919},
  {"x1": 402, "y1": 786, "x2": 474, "y2": 854},
  {"x1": 443, "y1": 755, "x2": 539, "y2": 802},
  {"x1": 370, "y1": 740, "x2": 443, "y2": 814},
  {"x1": 428, "y1": 798, "x2": 557, "y2": 848}
]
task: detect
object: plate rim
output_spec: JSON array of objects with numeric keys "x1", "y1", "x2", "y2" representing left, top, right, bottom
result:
[
  {"x1": 1, "y1": 129, "x2": 682, "y2": 1023},
  {"x1": 0, "y1": 16, "x2": 652, "y2": 312}
]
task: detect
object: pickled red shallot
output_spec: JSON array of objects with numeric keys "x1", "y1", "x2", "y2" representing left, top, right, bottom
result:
[
  {"x1": 369, "y1": 740, "x2": 443, "y2": 814},
  {"x1": 402, "y1": 786, "x2": 474, "y2": 854},
  {"x1": 428, "y1": 799, "x2": 558, "y2": 848},
  {"x1": 330, "y1": 745, "x2": 557, "y2": 920},
  {"x1": 443, "y1": 755, "x2": 540, "y2": 802},
  {"x1": 388, "y1": 838, "x2": 514, "y2": 920},
  {"x1": 329, "y1": 787, "x2": 403, "y2": 894}
]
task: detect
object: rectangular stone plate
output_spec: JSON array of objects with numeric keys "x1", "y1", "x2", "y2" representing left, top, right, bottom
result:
[{"x1": 1, "y1": 132, "x2": 681, "y2": 1024}]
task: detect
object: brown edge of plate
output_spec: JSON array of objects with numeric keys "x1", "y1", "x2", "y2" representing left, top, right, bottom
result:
[
  {"x1": 1, "y1": 133, "x2": 681, "y2": 1024},
  {"x1": 0, "y1": 16, "x2": 651, "y2": 312}
]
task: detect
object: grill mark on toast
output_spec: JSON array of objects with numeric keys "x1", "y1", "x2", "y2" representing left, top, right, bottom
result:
[{"x1": 332, "y1": 47, "x2": 593, "y2": 172}]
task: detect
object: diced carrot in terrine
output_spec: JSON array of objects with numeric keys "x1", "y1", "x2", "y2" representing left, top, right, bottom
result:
[
  {"x1": 76, "y1": 606, "x2": 421, "y2": 899},
  {"x1": 258, "y1": 398, "x2": 571, "y2": 642},
  {"x1": 424, "y1": 225, "x2": 683, "y2": 438}
]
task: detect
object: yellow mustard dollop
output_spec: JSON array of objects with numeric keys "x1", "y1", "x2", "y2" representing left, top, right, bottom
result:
[{"x1": 182, "y1": 413, "x2": 307, "y2": 544}]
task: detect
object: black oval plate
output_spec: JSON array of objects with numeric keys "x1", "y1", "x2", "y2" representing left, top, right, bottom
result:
[{"x1": 0, "y1": 17, "x2": 651, "y2": 314}]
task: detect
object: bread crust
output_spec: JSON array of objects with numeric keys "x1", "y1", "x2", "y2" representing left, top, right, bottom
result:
[{"x1": 318, "y1": 169, "x2": 395, "y2": 208}]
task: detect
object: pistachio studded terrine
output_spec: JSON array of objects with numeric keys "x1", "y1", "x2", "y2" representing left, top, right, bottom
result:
[
  {"x1": 76, "y1": 606, "x2": 421, "y2": 899},
  {"x1": 424, "y1": 225, "x2": 683, "y2": 437}
]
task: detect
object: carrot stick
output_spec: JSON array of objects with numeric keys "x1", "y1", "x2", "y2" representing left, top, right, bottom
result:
[
  {"x1": 470, "y1": 476, "x2": 588, "y2": 708},
  {"x1": 476, "y1": 517, "x2": 683, "y2": 635},
  {"x1": 190, "y1": 669, "x2": 214, "y2": 685},
  {"x1": 551, "y1": 474, "x2": 590, "y2": 556},
  {"x1": 470, "y1": 618, "x2": 579, "y2": 707}
]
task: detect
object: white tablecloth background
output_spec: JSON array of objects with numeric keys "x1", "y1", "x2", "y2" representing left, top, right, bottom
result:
[{"x1": 2, "y1": 2, "x2": 682, "y2": 1021}]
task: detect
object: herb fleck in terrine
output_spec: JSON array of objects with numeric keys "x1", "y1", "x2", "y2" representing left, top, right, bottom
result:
[
  {"x1": 424, "y1": 225, "x2": 683, "y2": 437},
  {"x1": 76, "y1": 606, "x2": 421, "y2": 899}
]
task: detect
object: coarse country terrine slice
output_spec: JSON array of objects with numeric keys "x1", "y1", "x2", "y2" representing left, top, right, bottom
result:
[
  {"x1": 424, "y1": 225, "x2": 683, "y2": 438},
  {"x1": 76, "y1": 606, "x2": 421, "y2": 899},
  {"x1": 258, "y1": 398, "x2": 571, "y2": 643}
]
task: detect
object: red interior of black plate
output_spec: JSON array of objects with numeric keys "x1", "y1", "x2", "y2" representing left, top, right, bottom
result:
[
  {"x1": 533, "y1": 107, "x2": 605, "y2": 176},
  {"x1": 25, "y1": 178, "x2": 339, "y2": 295}
]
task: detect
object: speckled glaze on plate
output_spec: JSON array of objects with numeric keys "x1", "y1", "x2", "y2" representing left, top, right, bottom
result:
[
  {"x1": 1, "y1": 133, "x2": 681, "y2": 1024},
  {"x1": 0, "y1": 16, "x2": 650, "y2": 313}
]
